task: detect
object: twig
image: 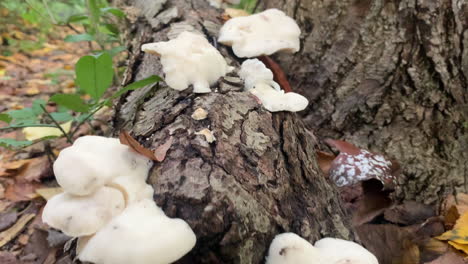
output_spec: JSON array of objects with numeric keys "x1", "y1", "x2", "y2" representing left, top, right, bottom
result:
[
  {"x1": 40, "y1": 104, "x2": 73, "y2": 143},
  {"x1": 69, "y1": 104, "x2": 104, "y2": 138},
  {"x1": 42, "y1": 0, "x2": 57, "y2": 24}
]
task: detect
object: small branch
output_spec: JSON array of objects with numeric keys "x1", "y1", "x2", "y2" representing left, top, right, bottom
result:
[
  {"x1": 42, "y1": 0, "x2": 57, "y2": 24},
  {"x1": 40, "y1": 104, "x2": 73, "y2": 143}
]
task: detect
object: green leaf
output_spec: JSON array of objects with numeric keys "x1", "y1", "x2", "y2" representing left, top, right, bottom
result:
[
  {"x1": 100, "y1": 7, "x2": 125, "y2": 18},
  {"x1": 0, "y1": 113, "x2": 12, "y2": 124},
  {"x1": 64, "y1": 33, "x2": 94, "y2": 43},
  {"x1": 75, "y1": 53, "x2": 114, "y2": 100},
  {"x1": 32, "y1": 99, "x2": 47, "y2": 115},
  {"x1": 108, "y1": 46, "x2": 126, "y2": 57},
  {"x1": 102, "y1": 23, "x2": 119, "y2": 36},
  {"x1": 111, "y1": 75, "x2": 161, "y2": 99},
  {"x1": 50, "y1": 94, "x2": 90, "y2": 113},
  {"x1": 66, "y1": 14, "x2": 88, "y2": 23},
  {"x1": 50, "y1": 112, "x2": 74, "y2": 122},
  {"x1": 7, "y1": 108, "x2": 37, "y2": 124},
  {"x1": 0, "y1": 138, "x2": 33, "y2": 149}
]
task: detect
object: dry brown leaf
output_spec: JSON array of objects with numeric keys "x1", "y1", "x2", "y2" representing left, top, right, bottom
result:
[
  {"x1": 15, "y1": 156, "x2": 52, "y2": 183},
  {"x1": 0, "y1": 213, "x2": 35, "y2": 248},
  {"x1": 442, "y1": 193, "x2": 468, "y2": 229},
  {"x1": 384, "y1": 201, "x2": 436, "y2": 226},
  {"x1": 316, "y1": 150, "x2": 335, "y2": 176},
  {"x1": 4, "y1": 182, "x2": 42, "y2": 202},
  {"x1": 119, "y1": 130, "x2": 157, "y2": 161},
  {"x1": 154, "y1": 136, "x2": 174, "y2": 162},
  {"x1": 0, "y1": 212, "x2": 18, "y2": 232},
  {"x1": 223, "y1": 8, "x2": 250, "y2": 18},
  {"x1": 0, "y1": 251, "x2": 19, "y2": 264},
  {"x1": 424, "y1": 251, "x2": 467, "y2": 264}
]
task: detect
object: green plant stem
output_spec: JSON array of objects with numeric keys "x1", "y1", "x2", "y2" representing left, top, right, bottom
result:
[
  {"x1": 41, "y1": 0, "x2": 57, "y2": 24},
  {"x1": 0, "y1": 124, "x2": 58, "y2": 130},
  {"x1": 40, "y1": 104, "x2": 73, "y2": 143}
]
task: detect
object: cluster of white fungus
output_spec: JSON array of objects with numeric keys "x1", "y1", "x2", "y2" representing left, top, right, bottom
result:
[
  {"x1": 266, "y1": 233, "x2": 378, "y2": 264},
  {"x1": 218, "y1": 9, "x2": 301, "y2": 58},
  {"x1": 239, "y1": 59, "x2": 309, "y2": 112},
  {"x1": 141, "y1": 31, "x2": 233, "y2": 93},
  {"x1": 42, "y1": 136, "x2": 196, "y2": 264}
]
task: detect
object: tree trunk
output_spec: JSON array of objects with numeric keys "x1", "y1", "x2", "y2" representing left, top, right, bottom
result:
[
  {"x1": 112, "y1": 0, "x2": 354, "y2": 263},
  {"x1": 262, "y1": 0, "x2": 468, "y2": 204}
]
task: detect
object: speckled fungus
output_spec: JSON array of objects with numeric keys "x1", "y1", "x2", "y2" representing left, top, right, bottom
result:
[
  {"x1": 266, "y1": 232, "x2": 378, "y2": 264},
  {"x1": 218, "y1": 9, "x2": 301, "y2": 58},
  {"x1": 42, "y1": 136, "x2": 196, "y2": 264},
  {"x1": 239, "y1": 59, "x2": 308, "y2": 112},
  {"x1": 141, "y1": 31, "x2": 234, "y2": 93}
]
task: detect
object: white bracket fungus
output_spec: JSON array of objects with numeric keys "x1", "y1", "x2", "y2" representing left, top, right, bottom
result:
[
  {"x1": 218, "y1": 9, "x2": 301, "y2": 58},
  {"x1": 239, "y1": 59, "x2": 308, "y2": 112},
  {"x1": 42, "y1": 136, "x2": 196, "y2": 264},
  {"x1": 266, "y1": 233, "x2": 379, "y2": 264},
  {"x1": 141, "y1": 31, "x2": 234, "y2": 93}
]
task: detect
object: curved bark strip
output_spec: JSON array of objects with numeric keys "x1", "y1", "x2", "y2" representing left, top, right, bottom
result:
[
  {"x1": 263, "y1": 0, "x2": 468, "y2": 204},
  {"x1": 113, "y1": 0, "x2": 354, "y2": 263}
]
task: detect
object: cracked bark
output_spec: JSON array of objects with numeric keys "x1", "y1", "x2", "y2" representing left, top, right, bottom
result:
[
  {"x1": 262, "y1": 0, "x2": 468, "y2": 204},
  {"x1": 111, "y1": 0, "x2": 354, "y2": 263}
]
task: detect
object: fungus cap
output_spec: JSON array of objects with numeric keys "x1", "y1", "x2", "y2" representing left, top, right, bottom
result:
[
  {"x1": 141, "y1": 31, "x2": 234, "y2": 93},
  {"x1": 239, "y1": 59, "x2": 308, "y2": 112},
  {"x1": 218, "y1": 9, "x2": 301, "y2": 58},
  {"x1": 53, "y1": 136, "x2": 151, "y2": 196},
  {"x1": 42, "y1": 187, "x2": 125, "y2": 237},
  {"x1": 314, "y1": 237, "x2": 379, "y2": 264},
  {"x1": 78, "y1": 199, "x2": 196, "y2": 264},
  {"x1": 266, "y1": 233, "x2": 320, "y2": 264}
]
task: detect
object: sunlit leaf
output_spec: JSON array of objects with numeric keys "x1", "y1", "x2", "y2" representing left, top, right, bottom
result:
[
  {"x1": 75, "y1": 52, "x2": 113, "y2": 100},
  {"x1": 22, "y1": 121, "x2": 72, "y2": 141},
  {"x1": 50, "y1": 94, "x2": 90, "y2": 113}
]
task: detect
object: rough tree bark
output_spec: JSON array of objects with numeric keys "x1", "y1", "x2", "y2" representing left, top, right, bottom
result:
[
  {"x1": 261, "y1": 0, "x2": 468, "y2": 204},
  {"x1": 111, "y1": 0, "x2": 355, "y2": 263}
]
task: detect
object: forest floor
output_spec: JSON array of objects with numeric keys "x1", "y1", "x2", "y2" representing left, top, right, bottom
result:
[{"x1": 0, "y1": 4, "x2": 467, "y2": 264}]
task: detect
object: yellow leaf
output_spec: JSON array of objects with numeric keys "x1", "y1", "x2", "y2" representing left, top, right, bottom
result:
[
  {"x1": 35, "y1": 187, "x2": 63, "y2": 200},
  {"x1": 22, "y1": 121, "x2": 72, "y2": 141},
  {"x1": 437, "y1": 211, "x2": 468, "y2": 244},
  {"x1": 0, "y1": 69, "x2": 5, "y2": 77},
  {"x1": 448, "y1": 241, "x2": 468, "y2": 255}
]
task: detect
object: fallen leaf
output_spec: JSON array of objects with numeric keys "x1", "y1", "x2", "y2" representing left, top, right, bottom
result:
[
  {"x1": 0, "y1": 251, "x2": 19, "y2": 264},
  {"x1": 316, "y1": 150, "x2": 336, "y2": 175},
  {"x1": 448, "y1": 241, "x2": 468, "y2": 255},
  {"x1": 119, "y1": 130, "x2": 157, "y2": 161},
  {"x1": 20, "y1": 228, "x2": 50, "y2": 264},
  {"x1": 22, "y1": 121, "x2": 71, "y2": 141},
  {"x1": 384, "y1": 201, "x2": 436, "y2": 225},
  {"x1": 35, "y1": 187, "x2": 62, "y2": 201},
  {"x1": 0, "y1": 211, "x2": 18, "y2": 232},
  {"x1": 436, "y1": 211, "x2": 468, "y2": 244},
  {"x1": 441, "y1": 193, "x2": 468, "y2": 229},
  {"x1": 424, "y1": 251, "x2": 466, "y2": 264},
  {"x1": 15, "y1": 156, "x2": 52, "y2": 182},
  {"x1": 1, "y1": 159, "x2": 31, "y2": 177},
  {"x1": 154, "y1": 136, "x2": 173, "y2": 162},
  {"x1": 0, "y1": 213, "x2": 35, "y2": 247},
  {"x1": 5, "y1": 182, "x2": 42, "y2": 202}
]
